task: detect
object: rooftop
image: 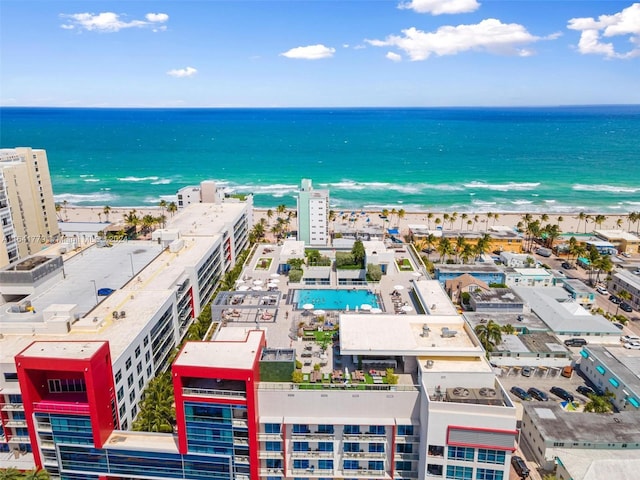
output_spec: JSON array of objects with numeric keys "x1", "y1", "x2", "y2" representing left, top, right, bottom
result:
[
  {"x1": 584, "y1": 345, "x2": 640, "y2": 397},
  {"x1": 166, "y1": 202, "x2": 249, "y2": 237},
  {"x1": 594, "y1": 229, "x2": 640, "y2": 241},
  {"x1": 339, "y1": 314, "x2": 481, "y2": 356},
  {"x1": 523, "y1": 402, "x2": 640, "y2": 444},
  {"x1": 17, "y1": 341, "x2": 105, "y2": 360},
  {"x1": 105, "y1": 431, "x2": 179, "y2": 454},
  {"x1": 464, "y1": 311, "x2": 549, "y2": 332},
  {"x1": 413, "y1": 279, "x2": 459, "y2": 315},
  {"x1": 174, "y1": 330, "x2": 264, "y2": 371},
  {"x1": 552, "y1": 448, "x2": 640, "y2": 480}
]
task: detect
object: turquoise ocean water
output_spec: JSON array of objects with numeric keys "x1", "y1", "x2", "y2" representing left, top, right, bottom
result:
[{"x1": 1, "y1": 106, "x2": 639, "y2": 213}]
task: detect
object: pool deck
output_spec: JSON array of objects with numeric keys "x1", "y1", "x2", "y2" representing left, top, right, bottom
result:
[{"x1": 211, "y1": 241, "x2": 442, "y2": 379}]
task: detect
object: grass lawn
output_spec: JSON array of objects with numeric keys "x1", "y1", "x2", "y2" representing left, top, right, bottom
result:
[
  {"x1": 255, "y1": 257, "x2": 272, "y2": 270},
  {"x1": 396, "y1": 258, "x2": 413, "y2": 271}
]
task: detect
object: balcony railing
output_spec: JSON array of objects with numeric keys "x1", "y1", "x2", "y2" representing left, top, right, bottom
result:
[
  {"x1": 291, "y1": 450, "x2": 334, "y2": 458},
  {"x1": 291, "y1": 468, "x2": 334, "y2": 476},
  {"x1": 344, "y1": 451, "x2": 386, "y2": 459},
  {"x1": 33, "y1": 401, "x2": 90, "y2": 415},
  {"x1": 259, "y1": 468, "x2": 283, "y2": 476},
  {"x1": 258, "y1": 433, "x2": 282, "y2": 441},
  {"x1": 183, "y1": 387, "x2": 246, "y2": 399},
  {"x1": 258, "y1": 451, "x2": 283, "y2": 459},
  {"x1": 0, "y1": 403, "x2": 24, "y2": 412},
  {"x1": 4, "y1": 420, "x2": 28, "y2": 428},
  {"x1": 342, "y1": 433, "x2": 386, "y2": 441}
]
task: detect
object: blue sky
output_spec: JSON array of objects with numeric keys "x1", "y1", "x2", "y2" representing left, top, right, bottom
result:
[{"x1": 1, "y1": 0, "x2": 639, "y2": 107}]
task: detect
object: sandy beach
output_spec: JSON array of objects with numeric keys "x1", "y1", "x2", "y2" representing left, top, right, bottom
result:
[{"x1": 60, "y1": 205, "x2": 635, "y2": 239}]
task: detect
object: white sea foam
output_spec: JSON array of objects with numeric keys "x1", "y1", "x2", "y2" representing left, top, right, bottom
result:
[
  {"x1": 54, "y1": 193, "x2": 117, "y2": 204},
  {"x1": 83, "y1": 178, "x2": 100, "y2": 183},
  {"x1": 464, "y1": 181, "x2": 540, "y2": 191},
  {"x1": 544, "y1": 200, "x2": 557, "y2": 204},
  {"x1": 142, "y1": 195, "x2": 175, "y2": 204},
  {"x1": 511, "y1": 200, "x2": 533, "y2": 205},
  {"x1": 573, "y1": 184, "x2": 639, "y2": 193},
  {"x1": 118, "y1": 176, "x2": 160, "y2": 182},
  {"x1": 472, "y1": 200, "x2": 497, "y2": 206},
  {"x1": 150, "y1": 179, "x2": 172, "y2": 185}
]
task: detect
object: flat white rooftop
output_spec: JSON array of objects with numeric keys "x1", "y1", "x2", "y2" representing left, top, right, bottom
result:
[
  {"x1": 595, "y1": 229, "x2": 640, "y2": 241},
  {"x1": 339, "y1": 314, "x2": 481, "y2": 356},
  {"x1": 18, "y1": 341, "x2": 105, "y2": 360},
  {"x1": 174, "y1": 330, "x2": 263, "y2": 370},
  {"x1": 105, "y1": 431, "x2": 179, "y2": 454},
  {"x1": 168, "y1": 202, "x2": 248, "y2": 237},
  {"x1": 417, "y1": 355, "x2": 492, "y2": 373},
  {"x1": 413, "y1": 279, "x2": 459, "y2": 315}
]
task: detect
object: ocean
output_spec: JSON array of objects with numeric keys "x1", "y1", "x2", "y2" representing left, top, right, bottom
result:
[{"x1": 1, "y1": 106, "x2": 639, "y2": 213}]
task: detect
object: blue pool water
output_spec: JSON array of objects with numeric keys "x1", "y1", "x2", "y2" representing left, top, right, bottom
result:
[{"x1": 294, "y1": 289, "x2": 379, "y2": 310}]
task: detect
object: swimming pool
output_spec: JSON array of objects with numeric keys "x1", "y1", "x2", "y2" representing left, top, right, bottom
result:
[{"x1": 294, "y1": 289, "x2": 380, "y2": 310}]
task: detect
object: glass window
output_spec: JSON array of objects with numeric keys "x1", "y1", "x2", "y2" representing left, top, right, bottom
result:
[
  {"x1": 369, "y1": 443, "x2": 384, "y2": 453},
  {"x1": 446, "y1": 465, "x2": 473, "y2": 480},
  {"x1": 396, "y1": 443, "x2": 413, "y2": 454},
  {"x1": 397, "y1": 425, "x2": 414, "y2": 436},
  {"x1": 343, "y1": 460, "x2": 360, "y2": 470},
  {"x1": 477, "y1": 468, "x2": 504, "y2": 480},
  {"x1": 318, "y1": 442, "x2": 333, "y2": 452},
  {"x1": 477, "y1": 449, "x2": 506, "y2": 465},
  {"x1": 293, "y1": 442, "x2": 309, "y2": 452},
  {"x1": 293, "y1": 459, "x2": 309, "y2": 469},
  {"x1": 143, "y1": 336, "x2": 149, "y2": 347},
  {"x1": 125, "y1": 358, "x2": 132, "y2": 370},
  {"x1": 127, "y1": 374, "x2": 134, "y2": 387},
  {"x1": 344, "y1": 425, "x2": 361, "y2": 435},
  {"x1": 396, "y1": 461, "x2": 413, "y2": 471},
  {"x1": 318, "y1": 459, "x2": 333, "y2": 470},
  {"x1": 292, "y1": 424, "x2": 310, "y2": 434},
  {"x1": 368, "y1": 425, "x2": 385, "y2": 435},
  {"x1": 117, "y1": 387, "x2": 124, "y2": 401},
  {"x1": 264, "y1": 423, "x2": 281, "y2": 434},
  {"x1": 265, "y1": 441, "x2": 281, "y2": 451},
  {"x1": 135, "y1": 346, "x2": 141, "y2": 358},
  {"x1": 428, "y1": 445, "x2": 445, "y2": 457},
  {"x1": 368, "y1": 460, "x2": 384, "y2": 471},
  {"x1": 344, "y1": 442, "x2": 360, "y2": 453},
  {"x1": 114, "y1": 370, "x2": 122, "y2": 384},
  {"x1": 317, "y1": 424, "x2": 334, "y2": 434},
  {"x1": 448, "y1": 446, "x2": 474, "y2": 462}
]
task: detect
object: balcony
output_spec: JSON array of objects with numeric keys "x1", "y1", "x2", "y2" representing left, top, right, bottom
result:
[
  {"x1": 233, "y1": 418, "x2": 248, "y2": 428},
  {"x1": 259, "y1": 468, "x2": 283, "y2": 476},
  {"x1": 235, "y1": 455, "x2": 250, "y2": 464},
  {"x1": 344, "y1": 451, "x2": 386, "y2": 459},
  {"x1": 233, "y1": 437, "x2": 249, "y2": 447},
  {"x1": 342, "y1": 433, "x2": 386, "y2": 441},
  {"x1": 33, "y1": 401, "x2": 90, "y2": 415},
  {"x1": 341, "y1": 469, "x2": 387, "y2": 478},
  {"x1": 291, "y1": 450, "x2": 334, "y2": 459},
  {"x1": 182, "y1": 387, "x2": 246, "y2": 400},
  {"x1": 1, "y1": 404, "x2": 25, "y2": 412},
  {"x1": 8, "y1": 436, "x2": 30, "y2": 443},
  {"x1": 258, "y1": 433, "x2": 282, "y2": 441},
  {"x1": 258, "y1": 451, "x2": 283, "y2": 460},
  {"x1": 4, "y1": 420, "x2": 28, "y2": 428},
  {"x1": 395, "y1": 435, "x2": 420, "y2": 443},
  {"x1": 291, "y1": 469, "x2": 334, "y2": 476}
]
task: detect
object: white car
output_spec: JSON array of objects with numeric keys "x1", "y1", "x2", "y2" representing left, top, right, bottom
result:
[
  {"x1": 596, "y1": 286, "x2": 609, "y2": 295},
  {"x1": 624, "y1": 341, "x2": 640, "y2": 350},
  {"x1": 621, "y1": 335, "x2": 640, "y2": 344}
]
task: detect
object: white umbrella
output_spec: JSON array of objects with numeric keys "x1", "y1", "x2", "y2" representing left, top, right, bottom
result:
[
  {"x1": 360, "y1": 304, "x2": 372, "y2": 311},
  {"x1": 303, "y1": 303, "x2": 315, "y2": 311},
  {"x1": 370, "y1": 307, "x2": 382, "y2": 314},
  {"x1": 270, "y1": 273, "x2": 280, "y2": 278},
  {"x1": 355, "y1": 306, "x2": 359, "y2": 313},
  {"x1": 401, "y1": 305, "x2": 413, "y2": 312},
  {"x1": 394, "y1": 285, "x2": 405, "y2": 291},
  {"x1": 253, "y1": 279, "x2": 264, "y2": 286},
  {"x1": 412, "y1": 272, "x2": 422, "y2": 277},
  {"x1": 345, "y1": 304, "x2": 349, "y2": 312},
  {"x1": 252, "y1": 285, "x2": 263, "y2": 291},
  {"x1": 270, "y1": 278, "x2": 280, "y2": 284},
  {"x1": 237, "y1": 285, "x2": 250, "y2": 291},
  {"x1": 235, "y1": 279, "x2": 245, "y2": 284},
  {"x1": 313, "y1": 309, "x2": 326, "y2": 316},
  {"x1": 267, "y1": 282, "x2": 278, "y2": 289}
]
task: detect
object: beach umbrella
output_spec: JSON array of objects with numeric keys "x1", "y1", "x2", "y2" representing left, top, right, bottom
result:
[
  {"x1": 401, "y1": 305, "x2": 413, "y2": 312},
  {"x1": 235, "y1": 279, "x2": 245, "y2": 284},
  {"x1": 303, "y1": 303, "x2": 315, "y2": 311},
  {"x1": 345, "y1": 304, "x2": 349, "y2": 312},
  {"x1": 253, "y1": 279, "x2": 264, "y2": 286},
  {"x1": 270, "y1": 273, "x2": 280, "y2": 278},
  {"x1": 412, "y1": 272, "x2": 422, "y2": 277},
  {"x1": 394, "y1": 285, "x2": 405, "y2": 291},
  {"x1": 313, "y1": 309, "x2": 326, "y2": 316},
  {"x1": 360, "y1": 304, "x2": 372, "y2": 311},
  {"x1": 267, "y1": 283, "x2": 278, "y2": 289},
  {"x1": 237, "y1": 285, "x2": 250, "y2": 291},
  {"x1": 252, "y1": 286, "x2": 263, "y2": 291},
  {"x1": 270, "y1": 278, "x2": 280, "y2": 284},
  {"x1": 370, "y1": 308, "x2": 382, "y2": 314}
]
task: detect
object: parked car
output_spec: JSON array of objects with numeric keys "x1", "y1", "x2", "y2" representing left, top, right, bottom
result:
[
  {"x1": 620, "y1": 302, "x2": 633, "y2": 313},
  {"x1": 596, "y1": 286, "x2": 609, "y2": 295},
  {"x1": 521, "y1": 366, "x2": 533, "y2": 377},
  {"x1": 624, "y1": 341, "x2": 640, "y2": 350},
  {"x1": 551, "y1": 386, "x2": 575, "y2": 402},
  {"x1": 511, "y1": 455, "x2": 530, "y2": 479},
  {"x1": 577, "y1": 385, "x2": 595, "y2": 396},
  {"x1": 613, "y1": 322, "x2": 624, "y2": 330},
  {"x1": 561, "y1": 261, "x2": 573, "y2": 269},
  {"x1": 527, "y1": 387, "x2": 549, "y2": 401},
  {"x1": 510, "y1": 386, "x2": 532, "y2": 401},
  {"x1": 561, "y1": 366, "x2": 574, "y2": 378},
  {"x1": 609, "y1": 295, "x2": 621, "y2": 304},
  {"x1": 633, "y1": 269, "x2": 640, "y2": 275},
  {"x1": 621, "y1": 335, "x2": 640, "y2": 344},
  {"x1": 564, "y1": 338, "x2": 587, "y2": 347}
]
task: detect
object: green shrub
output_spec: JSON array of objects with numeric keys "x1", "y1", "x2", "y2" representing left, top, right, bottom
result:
[
  {"x1": 289, "y1": 269, "x2": 303, "y2": 283},
  {"x1": 367, "y1": 264, "x2": 382, "y2": 282}
]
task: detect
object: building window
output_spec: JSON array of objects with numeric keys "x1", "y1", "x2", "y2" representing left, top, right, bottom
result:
[
  {"x1": 369, "y1": 443, "x2": 384, "y2": 453},
  {"x1": 368, "y1": 460, "x2": 384, "y2": 471},
  {"x1": 265, "y1": 441, "x2": 281, "y2": 451},
  {"x1": 343, "y1": 460, "x2": 360, "y2": 470},
  {"x1": 265, "y1": 423, "x2": 281, "y2": 434},
  {"x1": 129, "y1": 390, "x2": 136, "y2": 402},
  {"x1": 428, "y1": 445, "x2": 445, "y2": 457},
  {"x1": 119, "y1": 404, "x2": 126, "y2": 418},
  {"x1": 477, "y1": 449, "x2": 506, "y2": 465},
  {"x1": 318, "y1": 459, "x2": 333, "y2": 470},
  {"x1": 476, "y1": 468, "x2": 504, "y2": 480},
  {"x1": 368, "y1": 425, "x2": 385, "y2": 435},
  {"x1": 138, "y1": 378, "x2": 144, "y2": 389},
  {"x1": 317, "y1": 424, "x2": 334, "y2": 434},
  {"x1": 397, "y1": 425, "x2": 414, "y2": 436},
  {"x1": 145, "y1": 351, "x2": 151, "y2": 363},
  {"x1": 135, "y1": 346, "x2": 141, "y2": 358},
  {"x1": 344, "y1": 425, "x2": 361, "y2": 435},
  {"x1": 293, "y1": 459, "x2": 309, "y2": 469},
  {"x1": 47, "y1": 378, "x2": 86, "y2": 393},
  {"x1": 114, "y1": 370, "x2": 122, "y2": 384},
  {"x1": 131, "y1": 405, "x2": 137, "y2": 418},
  {"x1": 344, "y1": 442, "x2": 360, "y2": 453},
  {"x1": 446, "y1": 465, "x2": 473, "y2": 480},
  {"x1": 146, "y1": 365, "x2": 152, "y2": 376},
  {"x1": 293, "y1": 442, "x2": 309, "y2": 452},
  {"x1": 143, "y1": 336, "x2": 149, "y2": 347},
  {"x1": 125, "y1": 357, "x2": 132, "y2": 370},
  {"x1": 117, "y1": 387, "x2": 124, "y2": 401},
  {"x1": 318, "y1": 442, "x2": 333, "y2": 452},
  {"x1": 292, "y1": 424, "x2": 310, "y2": 434},
  {"x1": 448, "y1": 446, "x2": 474, "y2": 462},
  {"x1": 127, "y1": 374, "x2": 134, "y2": 387}
]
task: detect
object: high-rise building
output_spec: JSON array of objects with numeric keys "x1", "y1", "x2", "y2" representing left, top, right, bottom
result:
[
  {"x1": 176, "y1": 180, "x2": 226, "y2": 209},
  {"x1": 297, "y1": 179, "x2": 329, "y2": 246},
  {"x1": 0, "y1": 148, "x2": 60, "y2": 268},
  {"x1": 0, "y1": 201, "x2": 253, "y2": 470}
]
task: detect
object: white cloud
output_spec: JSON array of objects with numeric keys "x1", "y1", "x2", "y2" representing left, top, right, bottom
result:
[
  {"x1": 366, "y1": 19, "x2": 547, "y2": 60},
  {"x1": 60, "y1": 12, "x2": 169, "y2": 32},
  {"x1": 280, "y1": 44, "x2": 335, "y2": 60},
  {"x1": 167, "y1": 67, "x2": 198, "y2": 78},
  {"x1": 399, "y1": 0, "x2": 480, "y2": 15},
  {"x1": 386, "y1": 52, "x2": 403, "y2": 62},
  {"x1": 568, "y1": 3, "x2": 640, "y2": 59}
]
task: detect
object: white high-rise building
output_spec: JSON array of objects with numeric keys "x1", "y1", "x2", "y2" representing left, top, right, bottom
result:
[
  {"x1": 297, "y1": 178, "x2": 329, "y2": 246},
  {"x1": 0, "y1": 148, "x2": 60, "y2": 268}
]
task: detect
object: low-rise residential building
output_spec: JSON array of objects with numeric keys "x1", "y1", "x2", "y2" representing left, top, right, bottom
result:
[
  {"x1": 499, "y1": 252, "x2": 534, "y2": 268},
  {"x1": 467, "y1": 288, "x2": 524, "y2": 313},
  {"x1": 435, "y1": 264, "x2": 506, "y2": 287},
  {"x1": 609, "y1": 269, "x2": 640, "y2": 310},
  {"x1": 505, "y1": 267, "x2": 555, "y2": 287},
  {"x1": 444, "y1": 273, "x2": 491, "y2": 304},
  {"x1": 561, "y1": 278, "x2": 597, "y2": 307},
  {"x1": 441, "y1": 228, "x2": 523, "y2": 254},
  {"x1": 594, "y1": 229, "x2": 640, "y2": 255}
]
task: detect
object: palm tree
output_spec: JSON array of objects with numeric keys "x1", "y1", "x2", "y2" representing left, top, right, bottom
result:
[
  {"x1": 266, "y1": 208, "x2": 274, "y2": 225},
  {"x1": 576, "y1": 211, "x2": 586, "y2": 233},
  {"x1": 54, "y1": 202, "x2": 62, "y2": 221},
  {"x1": 594, "y1": 214, "x2": 606, "y2": 230},
  {"x1": 167, "y1": 201, "x2": 178, "y2": 217},
  {"x1": 627, "y1": 211, "x2": 638, "y2": 232},
  {"x1": 425, "y1": 233, "x2": 437, "y2": 260},
  {"x1": 460, "y1": 243, "x2": 474, "y2": 264},
  {"x1": 103, "y1": 205, "x2": 111, "y2": 223},
  {"x1": 427, "y1": 212, "x2": 433, "y2": 230},
  {"x1": 557, "y1": 216, "x2": 564, "y2": 230},
  {"x1": 449, "y1": 212, "x2": 458, "y2": 230},
  {"x1": 141, "y1": 214, "x2": 155, "y2": 234},
  {"x1": 62, "y1": 199, "x2": 69, "y2": 221},
  {"x1": 540, "y1": 213, "x2": 549, "y2": 223},
  {"x1": 460, "y1": 213, "x2": 468, "y2": 230},
  {"x1": 437, "y1": 237, "x2": 453, "y2": 263},
  {"x1": 22, "y1": 469, "x2": 50, "y2": 480},
  {"x1": 474, "y1": 320, "x2": 502, "y2": 353},
  {"x1": 501, "y1": 324, "x2": 516, "y2": 335},
  {"x1": 0, "y1": 468, "x2": 23, "y2": 480},
  {"x1": 616, "y1": 290, "x2": 632, "y2": 315},
  {"x1": 583, "y1": 390, "x2": 615, "y2": 413},
  {"x1": 158, "y1": 199, "x2": 167, "y2": 220},
  {"x1": 616, "y1": 218, "x2": 623, "y2": 229},
  {"x1": 397, "y1": 208, "x2": 405, "y2": 228},
  {"x1": 473, "y1": 215, "x2": 479, "y2": 231},
  {"x1": 493, "y1": 213, "x2": 500, "y2": 226},
  {"x1": 474, "y1": 234, "x2": 491, "y2": 261},
  {"x1": 125, "y1": 210, "x2": 139, "y2": 229},
  {"x1": 455, "y1": 236, "x2": 467, "y2": 263}
]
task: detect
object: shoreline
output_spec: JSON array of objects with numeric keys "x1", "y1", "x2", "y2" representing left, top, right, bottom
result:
[{"x1": 59, "y1": 205, "x2": 637, "y2": 237}]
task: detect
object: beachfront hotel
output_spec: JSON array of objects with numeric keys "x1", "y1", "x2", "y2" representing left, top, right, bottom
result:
[
  {"x1": 4, "y1": 210, "x2": 520, "y2": 480},
  {"x1": 297, "y1": 179, "x2": 329, "y2": 247},
  {"x1": 0, "y1": 200, "x2": 253, "y2": 471},
  {"x1": 0, "y1": 148, "x2": 59, "y2": 268}
]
